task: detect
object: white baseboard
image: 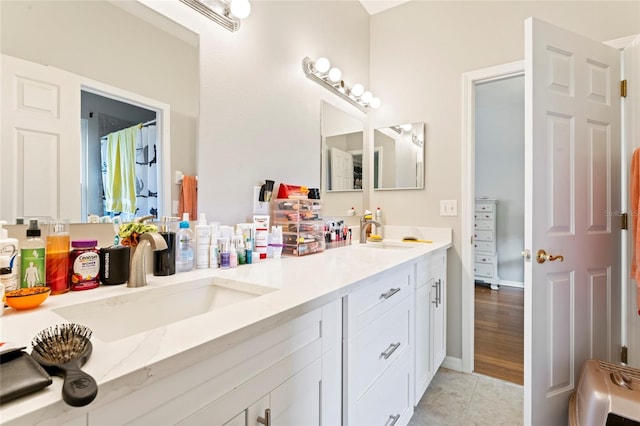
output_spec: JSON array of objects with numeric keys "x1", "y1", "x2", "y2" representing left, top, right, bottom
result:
[
  {"x1": 441, "y1": 356, "x2": 463, "y2": 372},
  {"x1": 498, "y1": 279, "x2": 524, "y2": 289}
]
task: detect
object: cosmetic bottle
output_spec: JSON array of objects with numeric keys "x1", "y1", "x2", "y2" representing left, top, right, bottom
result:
[
  {"x1": 229, "y1": 244, "x2": 238, "y2": 268},
  {"x1": 46, "y1": 219, "x2": 70, "y2": 294},
  {"x1": 176, "y1": 213, "x2": 194, "y2": 272},
  {"x1": 245, "y1": 237, "x2": 253, "y2": 264},
  {"x1": 0, "y1": 222, "x2": 19, "y2": 291},
  {"x1": 195, "y1": 213, "x2": 210, "y2": 269},
  {"x1": 219, "y1": 237, "x2": 230, "y2": 269},
  {"x1": 20, "y1": 219, "x2": 45, "y2": 288},
  {"x1": 270, "y1": 226, "x2": 284, "y2": 258},
  {"x1": 209, "y1": 235, "x2": 219, "y2": 269},
  {"x1": 154, "y1": 216, "x2": 176, "y2": 276}
]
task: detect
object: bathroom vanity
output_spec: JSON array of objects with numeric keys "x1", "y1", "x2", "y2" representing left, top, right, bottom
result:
[{"x1": 0, "y1": 228, "x2": 451, "y2": 425}]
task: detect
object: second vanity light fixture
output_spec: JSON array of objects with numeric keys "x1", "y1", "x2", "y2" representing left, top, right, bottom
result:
[
  {"x1": 180, "y1": 0, "x2": 251, "y2": 32},
  {"x1": 303, "y1": 57, "x2": 381, "y2": 113}
]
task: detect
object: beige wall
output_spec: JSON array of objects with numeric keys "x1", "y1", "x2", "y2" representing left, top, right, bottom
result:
[{"x1": 369, "y1": 1, "x2": 640, "y2": 360}]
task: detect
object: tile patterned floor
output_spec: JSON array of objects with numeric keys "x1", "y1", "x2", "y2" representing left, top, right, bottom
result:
[{"x1": 408, "y1": 368, "x2": 524, "y2": 425}]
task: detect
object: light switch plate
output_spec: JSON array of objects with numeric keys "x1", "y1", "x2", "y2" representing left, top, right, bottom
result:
[
  {"x1": 440, "y1": 200, "x2": 457, "y2": 216},
  {"x1": 172, "y1": 200, "x2": 179, "y2": 215}
]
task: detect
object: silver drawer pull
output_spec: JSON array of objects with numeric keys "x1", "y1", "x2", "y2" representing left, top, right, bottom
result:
[
  {"x1": 380, "y1": 342, "x2": 401, "y2": 359},
  {"x1": 257, "y1": 408, "x2": 271, "y2": 426},
  {"x1": 385, "y1": 414, "x2": 401, "y2": 426},
  {"x1": 380, "y1": 288, "x2": 401, "y2": 300}
]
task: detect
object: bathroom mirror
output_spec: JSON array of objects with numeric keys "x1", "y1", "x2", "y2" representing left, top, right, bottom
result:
[
  {"x1": 320, "y1": 101, "x2": 364, "y2": 216},
  {"x1": 321, "y1": 102, "x2": 364, "y2": 192},
  {"x1": 373, "y1": 122, "x2": 425, "y2": 190},
  {"x1": 0, "y1": 0, "x2": 198, "y2": 223}
]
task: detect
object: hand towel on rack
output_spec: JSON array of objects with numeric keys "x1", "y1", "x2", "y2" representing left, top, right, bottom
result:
[
  {"x1": 178, "y1": 175, "x2": 197, "y2": 220},
  {"x1": 630, "y1": 147, "x2": 640, "y2": 315}
]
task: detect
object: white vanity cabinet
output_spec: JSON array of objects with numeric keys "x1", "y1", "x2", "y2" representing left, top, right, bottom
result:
[
  {"x1": 87, "y1": 299, "x2": 342, "y2": 426},
  {"x1": 343, "y1": 263, "x2": 415, "y2": 426},
  {"x1": 414, "y1": 248, "x2": 447, "y2": 404}
]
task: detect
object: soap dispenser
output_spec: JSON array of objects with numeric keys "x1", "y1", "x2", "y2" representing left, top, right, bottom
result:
[{"x1": 153, "y1": 216, "x2": 176, "y2": 276}]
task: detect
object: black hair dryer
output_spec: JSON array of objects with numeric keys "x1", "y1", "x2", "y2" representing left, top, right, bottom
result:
[{"x1": 259, "y1": 180, "x2": 275, "y2": 202}]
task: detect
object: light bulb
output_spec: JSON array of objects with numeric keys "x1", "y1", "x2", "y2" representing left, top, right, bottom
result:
[
  {"x1": 315, "y1": 57, "x2": 330, "y2": 74},
  {"x1": 229, "y1": 0, "x2": 251, "y2": 19},
  {"x1": 361, "y1": 91, "x2": 373, "y2": 104},
  {"x1": 370, "y1": 97, "x2": 381, "y2": 109},
  {"x1": 328, "y1": 67, "x2": 342, "y2": 83},
  {"x1": 401, "y1": 123, "x2": 412, "y2": 132},
  {"x1": 351, "y1": 84, "x2": 364, "y2": 97}
]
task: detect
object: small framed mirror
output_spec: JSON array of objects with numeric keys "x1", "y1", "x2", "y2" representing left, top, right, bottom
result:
[{"x1": 373, "y1": 122, "x2": 425, "y2": 190}]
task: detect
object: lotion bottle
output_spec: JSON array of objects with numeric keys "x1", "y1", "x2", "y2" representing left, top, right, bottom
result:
[
  {"x1": 176, "y1": 213, "x2": 194, "y2": 272},
  {"x1": 0, "y1": 222, "x2": 19, "y2": 291},
  {"x1": 20, "y1": 219, "x2": 45, "y2": 288},
  {"x1": 195, "y1": 213, "x2": 211, "y2": 269}
]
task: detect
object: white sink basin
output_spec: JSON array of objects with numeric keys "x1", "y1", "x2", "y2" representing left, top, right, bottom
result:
[
  {"x1": 355, "y1": 241, "x2": 418, "y2": 250},
  {"x1": 53, "y1": 278, "x2": 275, "y2": 342}
]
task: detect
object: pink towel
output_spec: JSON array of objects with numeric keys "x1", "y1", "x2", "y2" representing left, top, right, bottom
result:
[
  {"x1": 178, "y1": 175, "x2": 197, "y2": 220},
  {"x1": 630, "y1": 148, "x2": 640, "y2": 315}
]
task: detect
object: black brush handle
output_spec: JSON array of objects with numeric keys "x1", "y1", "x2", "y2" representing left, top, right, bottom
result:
[{"x1": 60, "y1": 359, "x2": 98, "y2": 407}]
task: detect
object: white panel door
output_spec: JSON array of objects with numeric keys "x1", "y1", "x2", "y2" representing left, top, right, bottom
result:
[
  {"x1": 330, "y1": 146, "x2": 354, "y2": 190},
  {"x1": 524, "y1": 18, "x2": 621, "y2": 425},
  {"x1": 1, "y1": 54, "x2": 82, "y2": 222}
]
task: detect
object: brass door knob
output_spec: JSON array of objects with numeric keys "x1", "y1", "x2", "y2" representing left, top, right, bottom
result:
[{"x1": 536, "y1": 249, "x2": 564, "y2": 264}]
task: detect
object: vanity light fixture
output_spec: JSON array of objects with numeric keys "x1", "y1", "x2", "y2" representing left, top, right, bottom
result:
[
  {"x1": 180, "y1": 0, "x2": 251, "y2": 32},
  {"x1": 302, "y1": 57, "x2": 380, "y2": 113}
]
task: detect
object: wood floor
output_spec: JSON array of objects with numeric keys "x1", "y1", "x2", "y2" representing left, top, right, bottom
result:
[{"x1": 474, "y1": 284, "x2": 524, "y2": 385}]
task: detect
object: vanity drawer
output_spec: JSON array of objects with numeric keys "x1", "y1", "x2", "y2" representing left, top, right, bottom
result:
[
  {"x1": 474, "y1": 219, "x2": 494, "y2": 231},
  {"x1": 474, "y1": 211, "x2": 494, "y2": 221},
  {"x1": 474, "y1": 262, "x2": 495, "y2": 278},
  {"x1": 349, "y1": 294, "x2": 411, "y2": 398},
  {"x1": 353, "y1": 348, "x2": 412, "y2": 426},
  {"x1": 346, "y1": 265, "x2": 411, "y2": 333}
]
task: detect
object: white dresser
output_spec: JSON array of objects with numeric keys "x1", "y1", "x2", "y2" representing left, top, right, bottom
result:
[{"x1": 474, "y1": 198, "x2": 500, "y2": 290}]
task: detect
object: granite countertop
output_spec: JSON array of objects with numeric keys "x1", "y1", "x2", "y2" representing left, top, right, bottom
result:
[{"x1": 0, "y1": 227, "x2": 451, "y2": 424}]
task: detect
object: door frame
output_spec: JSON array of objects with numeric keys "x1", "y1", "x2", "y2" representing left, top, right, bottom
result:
[
  {"x1": 80, "y1": 78, "x2": 171, "y2": 222},
  {"x1": 460, "y1": 60, "x2": 524, "y2": 374},
  {"x1": 461, "y1": 34, "x2": 640, "y2": 377}
]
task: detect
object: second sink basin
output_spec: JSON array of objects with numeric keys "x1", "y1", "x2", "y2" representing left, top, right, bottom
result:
[
  {"x1": 355, "y1": 241, "x2": 417, "y2": 250},
  {"x1": 53, "y1": 278, "x2": 275, "y2": 342}
]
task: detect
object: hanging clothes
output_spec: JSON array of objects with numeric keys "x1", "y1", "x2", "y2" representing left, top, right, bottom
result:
[
  {"x1": 178, "y1": 175, "x2": 197, "y2": 220},
  {"x1": 103, "y1": 124, "x2": 140, "y2": 215},
  {"x1": 630, "y1": 147, "x2": 640, "y2": 315}
]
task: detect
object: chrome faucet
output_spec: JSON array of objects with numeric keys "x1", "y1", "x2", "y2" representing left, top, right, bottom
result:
[
  {"x1": 128, "y1": 232, "x2": 168, "y2": 288},
  {"x1": 360, "y1": 214, "x2": 382, "y2": 244}
]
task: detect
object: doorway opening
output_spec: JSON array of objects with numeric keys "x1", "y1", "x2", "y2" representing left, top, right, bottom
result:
[
  {"x1": 81, "y1": 91, "x2": 157, "y2": 222},
  {"x1": 473, "y1": 74, "x2": 525, "y2": 384},
  {"x1": 460, "y1": 60, "x2": 524, "y2": 379}
]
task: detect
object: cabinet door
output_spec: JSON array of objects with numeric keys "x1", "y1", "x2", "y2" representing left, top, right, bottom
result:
[
  {"x1": 270, "y1": 358, "x2": 321, "y2": 425},
  {"x1": 431, "y1": 272, "x2": 447, "y2": 369},
  {"x1": 415, "y1": 280, "x2": 433, "y2": 402}
]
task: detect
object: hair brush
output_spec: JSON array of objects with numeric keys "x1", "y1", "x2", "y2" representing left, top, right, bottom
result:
[{"x1": 30, "y1": 323, "x2": 98, "y2": 407}]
